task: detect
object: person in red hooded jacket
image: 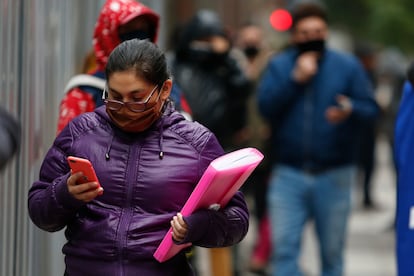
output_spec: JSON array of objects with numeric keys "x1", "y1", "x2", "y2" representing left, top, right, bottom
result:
[{"x1": 57, "y1": 0, "x2": 188, "y2": 135}]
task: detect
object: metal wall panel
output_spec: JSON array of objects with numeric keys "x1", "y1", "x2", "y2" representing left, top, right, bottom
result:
[
  {"x1": 1, "y1": 1, "x2": 104, "y2": 275},
  {"x1": 1, "y1": 1, "x2": 23, "y2": 275}
]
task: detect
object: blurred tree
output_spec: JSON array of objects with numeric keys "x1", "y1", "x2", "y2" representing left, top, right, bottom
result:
[{"x1": 321, "y1": 0, "x2": 414, "y2": 54}]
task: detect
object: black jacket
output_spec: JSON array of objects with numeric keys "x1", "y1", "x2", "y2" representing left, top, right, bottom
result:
[{"x1": 172, "y1": 10, "x2": 252, "y2": 149}]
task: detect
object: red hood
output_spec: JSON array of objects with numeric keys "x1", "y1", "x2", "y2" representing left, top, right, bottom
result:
[{"x1": 93, "y1": 0, "x2": 159, "y2": 69}]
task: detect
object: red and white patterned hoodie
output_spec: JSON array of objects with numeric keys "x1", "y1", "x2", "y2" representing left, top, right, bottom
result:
[{"x1": 56, "y1": 0, "x2": 159, "y2": 135}]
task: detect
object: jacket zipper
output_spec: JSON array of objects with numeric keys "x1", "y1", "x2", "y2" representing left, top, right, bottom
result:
[
  {"x1": 303, "y1": 86, "x2": 313, "y2": 170},
  {"x1": 117, "y1": 144, "x2": 140, "y2": 275}
]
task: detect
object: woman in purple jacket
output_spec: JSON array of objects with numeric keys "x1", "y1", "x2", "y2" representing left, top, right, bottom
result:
[{"x1": 28, "y1": 39, "x2": 249, "y2": 276}]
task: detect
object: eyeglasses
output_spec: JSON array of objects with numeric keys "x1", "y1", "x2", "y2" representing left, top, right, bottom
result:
[{"x1": 102, "y1": 85, "x2": 158, "y2": 112}]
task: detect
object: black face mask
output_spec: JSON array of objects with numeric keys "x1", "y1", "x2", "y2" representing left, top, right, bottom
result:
[
  {"x1": 296, "y1": 39, "x2": 326, "y2": 54},
  {"x1": 119, "y1": 30, "x2": 152, "y2": 42},
  {"x1": 188, "y1": 46, "x2": 229, "y2": 67},
  {"x1": 243, "y1": 46, "x2": 260, "y2": 59}
]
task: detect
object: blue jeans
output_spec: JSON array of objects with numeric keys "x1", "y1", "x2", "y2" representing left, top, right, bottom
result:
[{"x1": 268, "y1": 165, "x2": 355, "y2": 276}]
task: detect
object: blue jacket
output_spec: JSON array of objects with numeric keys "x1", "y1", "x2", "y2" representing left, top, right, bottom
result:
[
  {"x1": 258, "y1": 47, "x2": 379, "y2": 170},
  {"x1": 395, "y1": 81, "x2": 414, "y2": 276},
  {"x1": 28, "y1": 103, "x2": 249, "y2": 275}
]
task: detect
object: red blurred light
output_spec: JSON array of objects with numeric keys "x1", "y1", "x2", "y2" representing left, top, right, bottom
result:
[{"x1": 269, "y1": 9, "x2": 292, "y2": 32}]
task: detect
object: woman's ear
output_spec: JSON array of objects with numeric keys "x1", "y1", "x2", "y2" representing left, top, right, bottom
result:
[{"x1": 160, "y1": 79, "x2": 172, "y2": 101}]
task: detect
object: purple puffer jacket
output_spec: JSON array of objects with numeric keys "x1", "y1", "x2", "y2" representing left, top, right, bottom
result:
[{"x1": 28, "y1": 103, "x2": 249, "y2": 276}]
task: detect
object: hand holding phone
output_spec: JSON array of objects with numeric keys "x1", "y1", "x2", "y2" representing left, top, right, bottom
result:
[
  {"x1": 67, "y1": 156, "x2": 101, "y2": 186},
  {"x1": 67, "y1": 156, "x2": 103, "y2": 200}
]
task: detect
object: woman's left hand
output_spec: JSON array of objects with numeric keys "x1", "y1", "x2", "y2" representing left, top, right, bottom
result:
[{"x1": 171, "y1": 213, "x2": 188, "y2": 242}]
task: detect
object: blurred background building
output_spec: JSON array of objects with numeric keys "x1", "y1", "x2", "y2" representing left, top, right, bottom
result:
[{"x1": 1, "y1": 0, "x2": 413, "y2": 275}]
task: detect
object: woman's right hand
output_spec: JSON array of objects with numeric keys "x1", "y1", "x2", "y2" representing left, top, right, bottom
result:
[{"x1": 67, "y1": 172, "x2": 103, "y2": 202}]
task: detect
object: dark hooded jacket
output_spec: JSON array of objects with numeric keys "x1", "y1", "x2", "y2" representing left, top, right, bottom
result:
[
  {"x1": 28, "y1": 103, "x2": 249, "y2": 275},
  {"x1": 172, "y1": 10, "x2": 251, "y2": 150}
]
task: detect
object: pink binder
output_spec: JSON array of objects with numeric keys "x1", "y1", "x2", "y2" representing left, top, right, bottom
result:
[{"x1": 153, "y1": 147, "x2": 264, "y2": 262}]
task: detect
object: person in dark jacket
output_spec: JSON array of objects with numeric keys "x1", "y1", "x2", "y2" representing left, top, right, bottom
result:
[
  {"x1": 257, "y1": 3, "x2": 379, "y2": 276},
  {"x1": 171, "y1": 9, "x2": 252, "y2": 151},
  {"x1": 28, "y1": 39, "x2": 249, "y2": 276}
]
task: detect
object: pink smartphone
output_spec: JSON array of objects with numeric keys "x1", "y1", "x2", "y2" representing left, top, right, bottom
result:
[{"x1": 67, "y1": 156, "x2": 101, "y2": 187}]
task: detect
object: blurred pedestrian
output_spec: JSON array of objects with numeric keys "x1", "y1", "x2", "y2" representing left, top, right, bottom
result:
[
  {"x1": 171, "y1": 9, "x2": 252, "y2": 152},
  {"x1": 234, "y1": 22, "x2": 273, "y2": 274},
  {"x1": 0, "y1": 106, "x2": 20, "y2": 171},
  {"x1": 234, "y1": 23, "x2": 273, "y2": 82},
  {"x1": 257, "y1": 3, "x2": 379, "y2": 275},
  {"x1": 28, "y1": 39, "x2": 249, "y2": 276},
  {"x1": 56, "y1": 0, "x2": 188, "y2": 135},
  {"x1": 170, "y1": 10, "x2": 252, "y2": 275},
  {"x1": 394, "y1": 61, "x2": 414, "y2": 276},
  {"x1": 354, "y1": 42, "x2": 380, "y2": 209}
]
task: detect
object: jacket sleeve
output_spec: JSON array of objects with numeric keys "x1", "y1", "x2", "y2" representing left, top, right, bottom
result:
[
  {"x1": 28, "y1": 125, "x2": 86, "y2": 232},
  {"x1": 182, "y1": 191, "x2": 249, "y2": 247},
  {"x1": 257, "y1": 55, "x2": 305, "y2": 120},
  {"x1": 345, "y1": 57, "x2": 379, "y2": 122},
  {"x1": 0, "y1": 106, "x2": 20, "y2": 170},
  {"x1": 56, "y1": 88, "x2": 95, "y2": 135},
  {"x1": 179, "y1": 133, "x2": 250, "y2": 247},
  {"x1": 223, "y1": 55, "x2": 253, "y2": 133}
]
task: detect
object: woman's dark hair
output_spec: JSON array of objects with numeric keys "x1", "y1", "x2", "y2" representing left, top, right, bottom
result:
[
  {"x1": 105, "y1": 39, "x2": 170, "y2": 87},
  {"x1": 290, "y1": 2, "x2": 328, "y2": 30}
]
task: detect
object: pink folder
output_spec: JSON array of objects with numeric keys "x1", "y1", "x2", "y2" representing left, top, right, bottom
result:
[{"x1": 153, "y1": 147, "x2": 264, "y2": 262}]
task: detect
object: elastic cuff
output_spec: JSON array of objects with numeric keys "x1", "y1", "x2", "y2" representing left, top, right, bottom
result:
[
  {"x1": 178, "y1": 209, "x2": 211, "y2": 244},
  {"x1": 54, "y1": 173, "x2": 85, "y2": 210}
]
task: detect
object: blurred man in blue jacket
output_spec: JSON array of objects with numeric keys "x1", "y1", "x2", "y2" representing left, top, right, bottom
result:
[
  {"x1": 394, "y1": 61, "x2": 414, "y2": 276},
  {"x1": 257, "y1": 3, "x2": 379, "y2": 275}
]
